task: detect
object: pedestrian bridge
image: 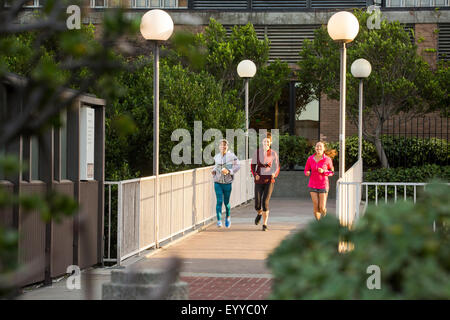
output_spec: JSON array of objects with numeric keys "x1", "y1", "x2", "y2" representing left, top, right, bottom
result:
[
  {"x1": 19, "y1": 158, "x2": 440, "y2": 299},
  {"x1": 104, "y1": 159, "x2": 256, "y2": 265},
  {"x1": 20, "y1": 197, "x2": 319, "y2": 300},
  {"x1": 104, "y1": 158, "x2": 435, "y2": 266}
]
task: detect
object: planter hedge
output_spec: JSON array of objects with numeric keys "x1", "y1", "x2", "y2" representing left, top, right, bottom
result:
[
  {"x1": 364, "y1": 164, "x2": 450, "y2": 201},
  {"x1": 279, "y1": 134, "x2": 309, "y2": 170},
  {"x1": 268, "y1": 182, "x2": 450, "y2": 299}
]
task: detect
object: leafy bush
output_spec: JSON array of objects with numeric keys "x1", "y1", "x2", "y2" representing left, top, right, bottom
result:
[
  {"x1": 381, "y1": 136, "x2": 449, "y2": 168},
  {"x1": 365, "y1": 164, "x2": 450, "y2": 183},
  {"x1": 325, "y1": 136, "x2": 380, "y2": 170},
  {"x1": 303, "y1": 135, "x2": 448, "y2": 171},
  {"x1": 304, "y1": 137, "x2": 378, "y2": 171},
  {"x1": 279, "y1": 134, "x2": 309, "y2": 170},
  {"x1": 268, "y1": 182, "x2": 450, "y2": 299}
]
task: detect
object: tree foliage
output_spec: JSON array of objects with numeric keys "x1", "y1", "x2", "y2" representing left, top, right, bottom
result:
[
  {"x1": 106, "y1": 18, "x2": 293, "y2": 179},
  {"x1": 106, "y1": 57, "x2": 245, "y2": 178},
  {"x1": 297, "y1": 10, "x2": 447, "y2": 168},
  {"x1": 0, "y1": 0, "x2": 139, "y2": 296},
  {"x1": 173, "y1": 19, "x2": 291, "y2": 125}
]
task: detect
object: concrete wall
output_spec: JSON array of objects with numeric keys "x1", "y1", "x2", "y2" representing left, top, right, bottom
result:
[
  {"x1": 14, "y1": 7, "x2": 450, "y2": 27},
  {"x1": 272, "y1": 170, "x2": 339, "y2": 199},
  {"x1": 126, "y1": 10, "x2": 450, "y2": 27}
]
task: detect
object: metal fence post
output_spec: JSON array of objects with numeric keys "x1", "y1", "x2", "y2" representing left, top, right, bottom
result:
[
  {"x1": 336, "y1": 179, "x2": 340, "y2": 222},
  {"x1": 155, "y1": 176, "x2": 159, "y2": 249},
  {"x1": 117, "y1": 182, "x2": 123, "y2": 266},
  {"x1": 356, "y1": 183, "x2": 360, "y2": 220},
  {"x1": 170, "y1": 175, "x2": 173, "y2": 241},
  {"x1": 346, "y1": 184, "x2": 350, "y2": 226},
  {"x1": 108, "y1": 184, "x2": 111, "y2": 261},
  {"x1": 182, "y1": 173, "x2": 185, "y2": 235},
  {"x1": 137, "y1": 180, "x2": 141, "y2": 256}
]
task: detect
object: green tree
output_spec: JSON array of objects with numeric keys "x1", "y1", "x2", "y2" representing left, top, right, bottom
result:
[
  {"x1": 0, "y1": 0, "x2": 139, "y2": 296},
  {"x1": 106, "y1": 57, "x2": 245, "y2": 178},
  {"x1": 278, "y1": 134, "x2": 309, "y2": 170},
  {"x1": 297, "y1": 10, "x2": 446, "y2": 168},
  {"x1": 175, "y1": 19, "x2": 292, "y2": 125}
]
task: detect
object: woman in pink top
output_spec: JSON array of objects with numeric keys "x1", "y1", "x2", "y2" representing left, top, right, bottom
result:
[{"x1": 304, "y1": 141, "x2": 335, "y2": 221}]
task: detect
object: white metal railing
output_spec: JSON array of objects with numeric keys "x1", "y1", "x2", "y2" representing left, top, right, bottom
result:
[
  {"x1": 103, "y1": 159, "x2": 254, "y2": 265},
  {"x1": 336, "y1": 159, "x2": 363, "y2": 227},
  {"x1": 361, "y1": 181, "x2": 450, "y2": 209},
  {"x1": 338, "y1": 181, "x2": 450, "y2": 231}
]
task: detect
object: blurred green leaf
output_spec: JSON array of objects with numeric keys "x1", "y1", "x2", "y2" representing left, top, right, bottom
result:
[{"x1": 268, "y1": 182, "x2": 450, "y2": 299}]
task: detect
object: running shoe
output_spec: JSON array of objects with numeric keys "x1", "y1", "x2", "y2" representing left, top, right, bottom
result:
[
  {"x1": 255, "y1": 214, "x2": 262, "y2": 225},
  {"x1": 262, "y1": 224, "x2": 268, "y2": 231},
  {"x1": 217, "y1": 221, "x2": 222, "y2": 228},
  {"x1": 225, "y1": 217, "x2": 231, "y2": 228}
]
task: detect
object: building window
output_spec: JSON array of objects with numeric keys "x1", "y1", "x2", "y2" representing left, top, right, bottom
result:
[
  {"x1": 131, "y1": 0, "x2": 178, "y2": 8},
  {"x1": 24, "y1": 1, "x2": 39, "y2": 7},
  {"x1": 90, "y1": 0, "x2": 179, "y2": 8},
  {"x1": 24, "y1": 0, "x2": 45, "y2": 7},
  {"x1": 386, "y1": 0, "x2": 449, "y2": 6},
  {"x1": 163, "y1": 0, "x2": 177, "y2": 7},
  {"x1": 4, "y1": 0, "x2": 45, "y2": 7},
  {"x1": 296, "y1": 96, "x2": 319, "y2": 143},
  {"x1": 31, "y1": 136, "x2": 40, "y2": 181},
  {"x1": 133, "y1": 0, "x2": 148, "y2": 7},
  {"x1": 91, "y1": 0, "x2": 108, "y2": 7}
]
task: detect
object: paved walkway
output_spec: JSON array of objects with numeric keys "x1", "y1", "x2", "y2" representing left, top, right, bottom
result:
[{"x1": 18, "y1": 197, "x2": 335, "y2": 300}]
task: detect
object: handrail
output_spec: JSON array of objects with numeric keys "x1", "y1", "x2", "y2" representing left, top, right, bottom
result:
[{"x1": 103, "y1": 159, "x2": 254, "y2": 265}]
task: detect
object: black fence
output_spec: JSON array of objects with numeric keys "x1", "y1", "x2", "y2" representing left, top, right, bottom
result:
[{"x1": 381, "y1": 115, "x2": 449, "y2": 168}]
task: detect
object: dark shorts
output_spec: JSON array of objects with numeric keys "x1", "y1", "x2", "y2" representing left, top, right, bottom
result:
[{"x1": 309, "y1": 187, "x2": 328, "y2": 194}]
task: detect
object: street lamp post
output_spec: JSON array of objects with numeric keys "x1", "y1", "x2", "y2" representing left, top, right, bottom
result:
[
  {"x1": 237, "y1": 59, "x2": 257, "y2": 160},
  {"x1": 351, "y1": 58, "x2": 372, "y2": 161},
  {"x1": 327, "y1": 11, "x2": 359, "y2": 178},
  {"x1": 140, "y1": 9, "x2": 174, "y2": 248}
]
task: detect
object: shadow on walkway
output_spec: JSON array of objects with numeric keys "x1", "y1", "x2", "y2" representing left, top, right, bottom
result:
[{"x1": 18, "y1": 198, "x2": 335, "y2": 300}]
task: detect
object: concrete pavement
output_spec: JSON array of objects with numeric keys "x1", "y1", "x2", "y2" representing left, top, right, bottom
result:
[{"x1": 18, "y1": 198, "x2": 335, "y2": 300}]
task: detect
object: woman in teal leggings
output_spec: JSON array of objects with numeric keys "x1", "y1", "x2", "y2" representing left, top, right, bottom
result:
[{"x1": 211, "y1": 140, "x2": 240, "y2": 228}]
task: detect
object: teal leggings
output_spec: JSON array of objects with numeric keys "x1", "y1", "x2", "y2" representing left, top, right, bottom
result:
[{"x1": 214, "y1": 182, "x2": 232, "y2": 221}]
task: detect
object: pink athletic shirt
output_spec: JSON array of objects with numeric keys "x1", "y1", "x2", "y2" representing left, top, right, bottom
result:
[{"x1": 304, "y1": 153, "x2": 334, "y2": 189}]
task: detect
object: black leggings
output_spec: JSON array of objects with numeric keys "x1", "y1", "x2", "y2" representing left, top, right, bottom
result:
[{"x1": 255, "y1": 183, "x2": 275, "y2": 212}]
